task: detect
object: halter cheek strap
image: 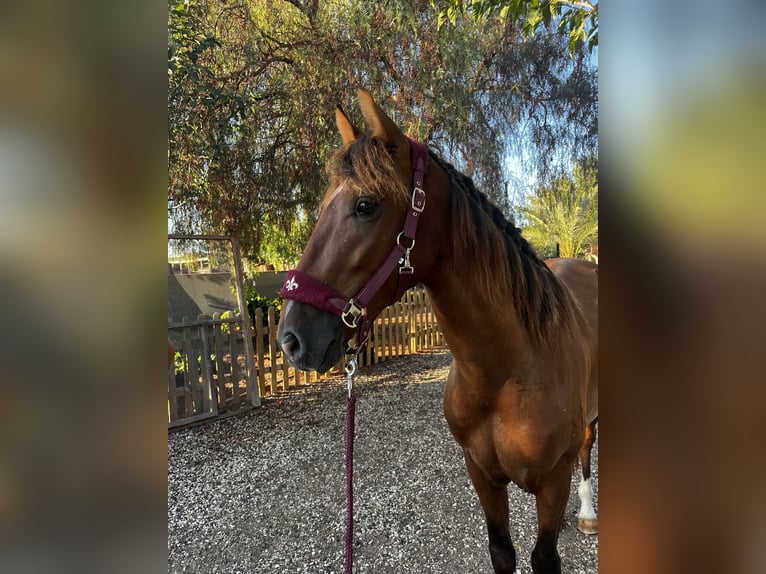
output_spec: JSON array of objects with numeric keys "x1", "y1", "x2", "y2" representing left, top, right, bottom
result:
[{"x1": 280, "y1": 137, "x2": 429, "y2": 355}]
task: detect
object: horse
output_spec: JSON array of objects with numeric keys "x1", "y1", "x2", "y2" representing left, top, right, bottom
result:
[{"x1": 276, "y1": 89, "x2": 598, "y2": 574}]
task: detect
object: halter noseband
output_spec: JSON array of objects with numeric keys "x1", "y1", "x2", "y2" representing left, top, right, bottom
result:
[{"x1": 280, "y1": 137, "x2": 429, "y2": 355}]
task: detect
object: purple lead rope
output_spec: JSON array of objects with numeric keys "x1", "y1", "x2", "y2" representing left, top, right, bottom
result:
[{"x1": 344, "y1": 358, "x2": 358, "y2": 574}]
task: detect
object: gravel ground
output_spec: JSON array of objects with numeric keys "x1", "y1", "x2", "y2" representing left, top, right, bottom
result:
[{"x1": 168, "y1": 347, "x2": 598, "y2": 574}]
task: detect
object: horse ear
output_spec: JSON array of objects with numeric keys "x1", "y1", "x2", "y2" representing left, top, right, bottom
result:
[
  {"x1": 356, "y1": 88, "x2": 408, "y2": 152},
  {"x1": 335, "y1": 105, "x2": 361, "y2": 146}
]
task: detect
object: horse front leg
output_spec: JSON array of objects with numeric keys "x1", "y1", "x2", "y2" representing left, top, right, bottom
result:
[
  {"x1": 577, "y1": 418, "x2": 598, "y2": 534},
  {"x1": 463, "y1": 449, "x2": 518, "y2": 574},
  {"x1": 530, "y1": 458, "x2": 575, "y2": 574}
]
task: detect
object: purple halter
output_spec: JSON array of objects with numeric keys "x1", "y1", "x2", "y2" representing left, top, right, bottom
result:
[{"x1": 280, "y1": 137, "x2": 429, "y2": 355}]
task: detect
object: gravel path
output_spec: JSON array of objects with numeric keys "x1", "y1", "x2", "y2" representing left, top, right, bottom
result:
[{"x1": 168, "y1": 348, "x2": 598, "y2": 573}]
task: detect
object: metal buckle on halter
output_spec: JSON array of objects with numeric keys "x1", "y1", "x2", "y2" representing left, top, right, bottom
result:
[
  {"x1": 342, "y1": 300, "x2": 365, "y2": 328},
  {"x1": 411, "y1": 187, "x2": 426, "y2": 213}
]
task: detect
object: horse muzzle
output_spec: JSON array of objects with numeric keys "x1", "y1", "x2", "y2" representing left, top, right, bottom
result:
[{"x1": 277, "y1": 300, "x2": 345, "y2": 373}]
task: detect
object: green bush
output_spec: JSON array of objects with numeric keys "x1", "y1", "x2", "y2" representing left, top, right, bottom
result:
[
  {"x1": 248, "y1": 294, "x2": 283, "y2": 326},
  {"x1": 230, "y1": 268, "x2": 283, "y2": 327}
]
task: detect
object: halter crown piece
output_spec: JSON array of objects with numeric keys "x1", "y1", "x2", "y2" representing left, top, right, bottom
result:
[{"x1": 280, "y1": 137, "x2": 429, "y2": 356}]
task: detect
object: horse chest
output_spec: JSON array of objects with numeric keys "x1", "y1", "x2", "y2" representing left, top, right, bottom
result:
[{"x1": 444, "y1": 375, "x2": 576, "y2": 485}]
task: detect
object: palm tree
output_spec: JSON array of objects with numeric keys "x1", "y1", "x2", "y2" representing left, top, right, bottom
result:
[{"x1": 521, "y1": 159, "x2": 598, "y2": 258}]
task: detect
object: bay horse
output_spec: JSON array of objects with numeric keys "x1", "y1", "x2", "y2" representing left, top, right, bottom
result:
[{"x1": 277, "y1": 89, "x2": 598, "y2": 574}]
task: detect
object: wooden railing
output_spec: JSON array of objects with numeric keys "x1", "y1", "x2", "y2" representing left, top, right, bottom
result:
[{"x1": 168, "y1": 288, "x2": 443, "y2": 428}]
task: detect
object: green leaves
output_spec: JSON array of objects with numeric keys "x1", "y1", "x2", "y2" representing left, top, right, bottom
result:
[
  {"x1": 434, "y1": 0, "x2": 472, "y2": 29},
  {"x1": 434, "y1": 0, "x2": 598, "y2": 55},
  {"x1": 259, "y1": 211, "x2": 315, "y2": 268}
]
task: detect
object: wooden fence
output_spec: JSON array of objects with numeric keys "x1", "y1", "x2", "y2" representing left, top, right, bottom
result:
[{"x1": 168, "y1": 288, "x2": 443, "y2": 428}]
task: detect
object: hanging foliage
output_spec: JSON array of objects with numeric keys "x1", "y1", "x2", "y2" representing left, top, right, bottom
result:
[{"x1": 168, "y1": 0, "x2": 597, "y2": 261}]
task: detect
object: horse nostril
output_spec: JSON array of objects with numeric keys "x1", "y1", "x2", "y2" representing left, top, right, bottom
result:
[{"x1": 280, "y1": 331, "x2": 300, "y2": 358}]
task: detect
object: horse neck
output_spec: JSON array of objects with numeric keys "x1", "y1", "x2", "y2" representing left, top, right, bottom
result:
[
  {"x1": 424, "y1": 262, "x2": 534, "y2": 381},
  {"x1": 413, "y1": 162, "x2": 534, "y2": 380}
]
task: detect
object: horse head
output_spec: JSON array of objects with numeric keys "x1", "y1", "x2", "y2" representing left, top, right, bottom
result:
[{"x1": 276, "y1": 89, "x2": 444, "y2": 372}]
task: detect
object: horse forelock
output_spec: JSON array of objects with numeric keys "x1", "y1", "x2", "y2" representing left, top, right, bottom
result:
[
  {"x1": 322, "y1": 134, "x2": 409, "y2": 211},
  {"x1": 432, "y1": 153, "x2": 577, "y2": 347}
]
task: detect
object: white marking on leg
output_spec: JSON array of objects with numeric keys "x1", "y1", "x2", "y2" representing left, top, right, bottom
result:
[{"x1": 577, "y1": 477, "x2": 597, "y2": 520}]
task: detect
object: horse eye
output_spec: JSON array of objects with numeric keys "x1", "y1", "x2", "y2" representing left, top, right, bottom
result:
[{"x1": 354, "y1": 197, "x2": 378, "y2": 217}]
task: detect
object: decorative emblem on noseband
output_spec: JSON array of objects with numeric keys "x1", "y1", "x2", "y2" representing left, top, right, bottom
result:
[
  {"x1": 280, "y1": 138, "x2": 429, "y2": 355},
  {"x1": 284, "y1": 276, "x2": 299, "y2": 292}
]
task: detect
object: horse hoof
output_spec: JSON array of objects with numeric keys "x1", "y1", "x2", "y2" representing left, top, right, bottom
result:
[{"x1": 577, "y1": 517, "x2": 598, "y2": 535}]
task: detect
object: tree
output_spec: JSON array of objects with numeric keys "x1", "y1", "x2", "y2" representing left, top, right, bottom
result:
[
  {"x1": 168, "y1": 0, "x2": 597, "y2": 262},
  {"x1": 521, "y1": 156, "x2": 598, "y2": 258},
  {"x1": 258, "y1": 209, "x2": 315, "y2": 268},
  {"x1": 433, "y1": 0, "x2": 598, "y2": 55}
]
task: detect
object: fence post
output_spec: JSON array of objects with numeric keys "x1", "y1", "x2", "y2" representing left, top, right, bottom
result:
[
  {"x1": 393, "y1": 304, "x2": 399, "y2": 356},
  {"x1": 368, "y1": 329, "x2": 374, "y2": 365},
  {"x1": 231, "y1": 237, "x2": 260, "y2": 407},
  {"x1": 428, "y1": 295, "x2": 436, "y2": 347},
  {"x1": 211, "y1": 313, "x2": 226, "y2": 408},
  {"x1": 267, "y1": 306, "x2": 279, "y2": 394},
  {"x1": 182, "y1": 321, "x2": 194, "y2": 417},
  {"x1": 255, "y1": 308, "x2": 267, "y2": 398},
  {"x1": 197, "y1": 319, "x2": 217, "y2": 416}
]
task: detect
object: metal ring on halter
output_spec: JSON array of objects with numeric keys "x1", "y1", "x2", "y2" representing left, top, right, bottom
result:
[
  {"x1": 345, "y1": 357, "x2": 358, "y2": 397},
  {"x1": 396, "y1": 232, "x2": 415, "y2": 250}
]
